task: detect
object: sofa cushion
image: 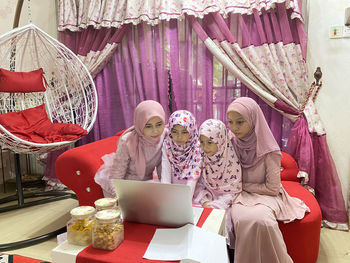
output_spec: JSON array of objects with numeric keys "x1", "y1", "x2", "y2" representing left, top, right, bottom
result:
[
  {"x1": 279, "y1": 181, "x2": 322, "y2": 263},
  {"x1": 0, "y1": 68, "x2": 47, "y2": 93},
  {"x1": 280, "y1": 152, "x2": 299, "y2": 182},
  {"x1": 0, "y1": 104, "x2": 87, "y2": 143}
]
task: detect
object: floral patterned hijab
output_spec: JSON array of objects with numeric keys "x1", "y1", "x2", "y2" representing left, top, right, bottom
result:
[
  {"x1": 164, "y1": 110, "x2": 201, "y2": 180},
  {"x1": 199, "y1": 119, "x2": 242, "y2": 194}
]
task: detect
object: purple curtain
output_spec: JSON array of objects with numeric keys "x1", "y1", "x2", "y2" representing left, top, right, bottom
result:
[
  {"x1": 62, "y1": 22, "x2": 170, "y2": 143},
  {"x1": 44, "y1": 23, "x2": 169, "y2": 185},
  {"x1": 189, "y1": 6, "x2": 347, "y2": 225},
  {"x1": 167, "y1": 17, "x2": 289, "y2": 148}
]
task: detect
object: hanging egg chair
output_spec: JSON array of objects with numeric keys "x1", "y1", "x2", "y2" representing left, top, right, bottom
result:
[{"x1": 0, "y1": 24, "x2": 98, "y2": 154}]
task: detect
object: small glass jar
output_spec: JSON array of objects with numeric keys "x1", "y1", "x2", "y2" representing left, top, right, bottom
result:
[
  {"x1": 94, "y1": 197, "x2": 118, "y2": 211},
  {"x1": 67, "y1": 206, "x2": 95, "y2": 246},
  {"x1": 92, "y1": 209, "x2": 124, "y2": 250}
]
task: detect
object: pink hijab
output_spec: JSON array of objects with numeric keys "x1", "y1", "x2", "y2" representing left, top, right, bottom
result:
[
  {"x1": 123, "y1": 100, "x2": 166, "y2": 178},
  {"x1": 226, "y1": 97, "x2": 281, "y2": 169},
  {"x1": 199, "y1": 119, "x2": 242, "y2": 194},
  {"x1": 164, "y1": 110, "x2": 201, "y2": 180}
]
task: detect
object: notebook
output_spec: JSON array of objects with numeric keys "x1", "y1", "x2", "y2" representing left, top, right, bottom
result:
[{"x1": 113, "y1": 179, "x2": 195, "y2": 227}]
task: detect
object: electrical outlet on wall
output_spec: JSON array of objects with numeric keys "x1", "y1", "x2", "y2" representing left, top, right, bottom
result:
[{"x1": 329, "y1": 25, "x2": 343, "y2": 38}]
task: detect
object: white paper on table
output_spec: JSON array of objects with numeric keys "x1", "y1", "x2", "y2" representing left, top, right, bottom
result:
[
  {"x1": 192, "y1": 207, "x2": 204, "y2": 225},
  {"x1": 143, "y1": 224, "x2": 229, "y2": 263}
]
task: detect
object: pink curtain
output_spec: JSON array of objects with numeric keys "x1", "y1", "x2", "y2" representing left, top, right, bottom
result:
[
  {"x1": 58, "y1": 25, "x2": 129, "y2": 78},
  {"x1": 167, "y1": 17, "x2": 291, "y2": 148},
  {"x1": 188, "y1": 7, "x2": 348, "y2": 227},
  {"x1": 42, "y1": 25, "x2": 129, "y2": 187},
  {"x1": 60, "y1": 22, "x2": 170, "y2": 142}
]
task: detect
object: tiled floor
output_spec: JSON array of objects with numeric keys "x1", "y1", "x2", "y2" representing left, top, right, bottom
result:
[{"x1": 0, "y1": 184, "x2": 349, "y2": 262}]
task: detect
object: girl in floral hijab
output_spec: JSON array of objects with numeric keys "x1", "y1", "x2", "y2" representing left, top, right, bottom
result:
[
  {"x1": 194, "y1": 119, "x2": 242, "y2": 207},
  {"x1": 161, "y1": 110, "x2": 201, "y2": 196},
  {"x1": 193, "y1": 118, "x2": 242, "y2": 248}
]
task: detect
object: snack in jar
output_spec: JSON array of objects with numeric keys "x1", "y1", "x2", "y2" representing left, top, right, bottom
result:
[
  {"x1": 67, "y1": 206, "x2": 95, "y2": 246},
  {"x1": 94, "y1": 197, "x2": 118, "y2": 211},
  {"x1": 92, "y1": 209, "x2": 124, "y2": 250}
]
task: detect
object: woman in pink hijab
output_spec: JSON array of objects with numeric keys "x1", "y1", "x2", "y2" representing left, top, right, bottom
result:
[
  {"x1": 227, "y1": 97, "x2": 309, "y2": 263},
  {"x1": 193, "y1": 119, "x2": 242, "y2": 248},
  {"x1": 95, "y1": 100, "x2": 166, "y2": 197}
]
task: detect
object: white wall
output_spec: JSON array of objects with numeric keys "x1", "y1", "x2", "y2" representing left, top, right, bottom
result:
[
  {"x1": 306, "y1": 0, "x2": 350, "y2": 207},
  {"x1": 0, "y1": 0, "x2": 56, "y2": 37}
]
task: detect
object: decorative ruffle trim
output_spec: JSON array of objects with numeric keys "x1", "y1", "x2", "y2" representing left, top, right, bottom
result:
[{"x1": 58, "y1": 0, "x2": 303, "y2": 31}]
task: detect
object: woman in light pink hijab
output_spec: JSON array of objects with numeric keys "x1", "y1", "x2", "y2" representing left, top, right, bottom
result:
[
  {"x1": 227, "y1": 97, "x2": 309, "y2": 263},
  {"x1": 193, "y1": 119, "x2": 242, "y2": 247},
  {"x1": 95, "y1": 100, "x2": 166, "y2": 197}
]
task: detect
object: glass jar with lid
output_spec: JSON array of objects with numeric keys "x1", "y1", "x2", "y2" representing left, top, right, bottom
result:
[
  {"x1": 92, "y1": 209, "x2": 124, "y2": 250},
  {"x1": 94, "y1": 197, "x2": 118, "y2": 211},
  {"x1": 67, "y1": 206, "x2": 95, "y2": 246}
]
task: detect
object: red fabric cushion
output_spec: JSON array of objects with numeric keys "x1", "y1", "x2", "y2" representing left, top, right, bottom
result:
[
  {"x1": 279, "y1": 181, "x2": 322, "y2": 263},
  {"x1": 0, "y1": 68, "x2": 47, "y2": 93},
  {"x1": 280, "y1": 152, "x2": 299, "y2": 182},
  {"x1": 0, "y1": 104, "x2": 87, "y2": 143}
]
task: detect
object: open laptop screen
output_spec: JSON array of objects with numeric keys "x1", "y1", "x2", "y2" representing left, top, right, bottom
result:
[{"x1": 113, "y1": 179, "x2": 194, "y2": 227}]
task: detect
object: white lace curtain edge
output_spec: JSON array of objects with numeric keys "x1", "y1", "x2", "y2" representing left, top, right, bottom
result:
[{"x1": 57, "y1": 0, "x2": 303, "y2": 32}]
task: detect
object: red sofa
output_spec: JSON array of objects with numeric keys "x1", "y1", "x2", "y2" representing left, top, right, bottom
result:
[{"x1": 56, "y1": 132, "x2": 321, "y2": 263}]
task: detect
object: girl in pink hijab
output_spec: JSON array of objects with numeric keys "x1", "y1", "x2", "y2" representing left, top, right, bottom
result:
[
  {"x1": 193, "y1": 119, "x2": 242, "y2": 247},
  {"x1": 161, "y1": 110, "x2": 201, "y2": 196},
  {"x1": 227, "y1": 97, "x2": 309, "y2": 263},
  {"x1": 95, "y1": 100, "x2": 166, "y2": 198}
]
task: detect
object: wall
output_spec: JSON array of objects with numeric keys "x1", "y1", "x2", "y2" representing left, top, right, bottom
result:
[
  {"x1": 306, "y1": 0, "x2": 350, "y2": 208},
  {"x1": 0, "y1": 0, "x2": 56, "y2": 38}
]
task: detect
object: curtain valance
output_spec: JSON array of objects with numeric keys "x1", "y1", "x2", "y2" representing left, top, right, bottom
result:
[{"x1": 58, "y1": 0, "x2": 303, "y2": 31}]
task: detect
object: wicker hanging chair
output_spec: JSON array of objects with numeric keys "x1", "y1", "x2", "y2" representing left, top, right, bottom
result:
[{"x1": 0, "y1": 24, "x2": 98, "y2": 154}]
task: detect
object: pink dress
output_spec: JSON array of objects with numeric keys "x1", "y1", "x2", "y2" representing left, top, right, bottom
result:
[
  {"x1": 227, "y1": 97, "x2": 309, "y2": 263},
  {"x1": 95, "y1": 132, "x2": 163, "y2": 197},
  {"x1": 231, "y1": 152, "x2": 310, "y2": 263}
]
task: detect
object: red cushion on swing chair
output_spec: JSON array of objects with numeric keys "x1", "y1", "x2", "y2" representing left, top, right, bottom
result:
[
  {"x1": 0, "y1": 68, "x2": 47, "y2": 93},
  {"x1": 0, "y1": 104, "x2": 88, "y2": 143}
]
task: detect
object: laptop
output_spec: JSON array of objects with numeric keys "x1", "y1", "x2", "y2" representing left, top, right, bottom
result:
[{"x1": 113, "y1": 179, "x2": 195, "y2": 227}]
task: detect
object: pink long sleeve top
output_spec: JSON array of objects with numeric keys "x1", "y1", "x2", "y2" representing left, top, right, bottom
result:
[
  {"x1": 94, "y1": 132, "x2": 163, "y2": 197},
  {"x1": 233, "y1": 151, "x2": 310, "y2": 222}
]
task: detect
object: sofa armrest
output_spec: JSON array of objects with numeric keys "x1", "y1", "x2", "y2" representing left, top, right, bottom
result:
[
  {"x1": 56, "y1": 131, "x2": 124, "y2": 206},
  {"x1": 280, "y1": 152, "x2": 299, "y2": 182}
]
